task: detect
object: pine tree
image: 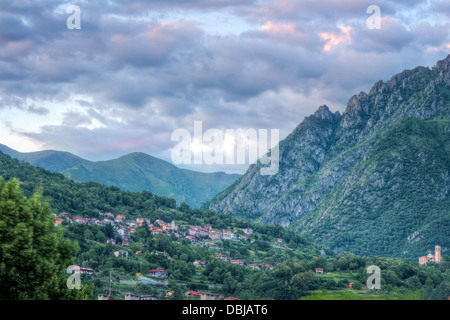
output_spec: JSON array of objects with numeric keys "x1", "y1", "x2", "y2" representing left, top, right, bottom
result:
[{"x1": 0, "y1": 178, "x2": 92, "y2": 299}]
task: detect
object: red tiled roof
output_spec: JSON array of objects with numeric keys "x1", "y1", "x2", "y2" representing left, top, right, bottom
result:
[{"x1": 149, "y1": 268, "x2": 167, "y2": 273}]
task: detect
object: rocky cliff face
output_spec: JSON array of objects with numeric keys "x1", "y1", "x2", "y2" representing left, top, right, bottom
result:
[{"x1": 210, "y1": 55, "x2": 450, "y2": 258}]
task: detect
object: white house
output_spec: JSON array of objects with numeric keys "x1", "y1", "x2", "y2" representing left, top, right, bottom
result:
[
  {"x1": 222, "y1": 229, "x2": 235, "y2": 240},
  {"x1": 148, "y1": 268, "x2": 168, "y2": 278},
  {"x1": 114, "y1": 249, "x2": 128, "y2": 258}
]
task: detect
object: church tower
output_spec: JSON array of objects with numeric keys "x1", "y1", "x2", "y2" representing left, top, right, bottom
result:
[{"x1": 435, "y1": 245, "x2": 441, "y2": 263}]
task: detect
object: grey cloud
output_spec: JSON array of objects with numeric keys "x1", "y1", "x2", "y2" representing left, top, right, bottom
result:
[
  {"x1": 27, "y1": 105, "x2": 50, "y2": 115},
  {"x1": 234, "y1": 0, "x2": 425, "y2": 24},
  {"x1": 0, "y1": 12, "x2": 33, "y2": 41},
  {"x1": 2, "y1": 0, "x2": 449, "y2": 171},
  {"x1": 350, "y1": 18, "x2": 415, "y2": 52},
  {"x1": 105, "y1": 20, "x2": 204, "y2": 68},
  {"x1": 62, "y1": 111, "x2": 92, "y2": 127},
  {"x1": 429, "y1": 0, "x2": 450, "y2": 17},
  {"x1": 412, "y1": 22, "x2": 450, "y2": 46}
]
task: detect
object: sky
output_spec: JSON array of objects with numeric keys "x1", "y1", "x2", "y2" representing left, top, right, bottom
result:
[{"x1": 0, "y1": 0, "x2": 449, "y2": 173}]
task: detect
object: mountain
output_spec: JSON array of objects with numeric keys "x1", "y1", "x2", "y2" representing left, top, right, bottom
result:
[
  {"x1": 209, "y1": 55, "x2": 450, "y2": 258},
  {"x1": 0, "y1": 145, "x2": 240, "y2": 208},
  {"x1": 0, "y1": 144, "x2": 91, "y2": 172},
  {"x1": 62, "y1": 152, "x2": 240, "y2": 208}
]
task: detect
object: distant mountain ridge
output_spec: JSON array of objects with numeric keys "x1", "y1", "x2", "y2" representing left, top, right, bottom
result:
[
  {"x1": 0, "y1": 145, "x2": 240, "y2": 208},
  {"x1": 209, "y1": 55, "x2": 450, "y2": 258},
  {"x1": 0, "y1": 145, "x2": 91, "y2": 172}
]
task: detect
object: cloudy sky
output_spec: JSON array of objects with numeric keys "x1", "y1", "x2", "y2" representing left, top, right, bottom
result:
[{"x1": 0, "y1": 0, "x2": 449, "y2": 173}]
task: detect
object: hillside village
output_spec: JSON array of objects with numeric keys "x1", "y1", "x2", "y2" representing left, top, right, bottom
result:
[
  {"x1": 53, "y1": 209, "x2": 450, "y2": 301},
  {"x1": 54, "y1": 211, "x2": 286, "y2": 300},
  {"x1": 55, "y1": 211, "x2": 285, "y2": 255}
]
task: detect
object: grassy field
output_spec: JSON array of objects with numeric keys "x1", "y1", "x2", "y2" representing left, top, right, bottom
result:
[
  {"x1": 300, "y1": 289, "x2": 422, "y2": 300},
  {"x1": 299, "y1": 271, "x2": 423, "y2": 300},
  {"x1": 318, "y1": 272, "x2": 360, "y2": 282}
]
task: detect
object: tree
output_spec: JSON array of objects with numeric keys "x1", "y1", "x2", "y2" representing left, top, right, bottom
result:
[
  {"x1": 223, "y1": 276, "x2": 237, "y2": 295},
  {"x1": 103, "y1": 223, "x2": 114, "y2": 239},
  {"x1": 0, "y1": 178, "x2": 92, "y2": 299},
  {"x1": 290, "y1": 273, "x2": 311, "y2": 296},
  {"x1": 172, "y1": 284, "x2": 184, "y2": 300},
  {"x1": 178, "y1": 202, "x2": 191, "y2": 213},
  {"x1": 407, "y1": 275, "x2": 422, "y2": 290},
  {"x1": 96, "y1": 230, "x2": 107, "y2": 243}
]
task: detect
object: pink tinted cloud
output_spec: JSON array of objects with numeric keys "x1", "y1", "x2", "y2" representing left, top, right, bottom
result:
[
  {"x1": 253, "y1": 20, "x2": 316, "y2": 47},
  {"x1": 261, "y1": 21, "x2": 296, "y2": 33},
  {"x1": 320, "y1": 25, "x2": 352, "y2": 52},
  {"x1": 0, "y1": 39, "x2": 33, "y2": 61}
]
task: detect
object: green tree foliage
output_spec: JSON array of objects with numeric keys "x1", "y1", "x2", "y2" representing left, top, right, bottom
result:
[{"x1": 0, "y1": 178, "x2": 92, "y2": 299}]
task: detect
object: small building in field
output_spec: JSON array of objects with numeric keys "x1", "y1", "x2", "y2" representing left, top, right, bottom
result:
[
  {"x1": 258, "y1": 263, "x2": 274, "y2": 270},
  {"x1": 114, "y1": 249, "x2": 128, "y2": 258},
  {"x1": 73, "y1": 216, "x2": 84, "y2": 224},
  {"x1": 79, "y1": 267, "x2": 94, "y2": 275},
  {"x1": 115, "y1": 214, "x2": 126, "y2": 223},
  {"x1": 231, "y1": 259, "x2": 245, "y2": 266},
  {"x1": 315, "y1": 268, "x2": 324, "y2": 274},
  {"x1": 247, "y1": 264, "x2": 260, "y2": 270},
  {"x1": 193, "y1": 260, "x2": 206, "y2": 268},
  {"x1": 54, "y1": 218, "x2": 65, "y2": 226},
  {"x1": 60, "y1": 212, "x2": 71, "y2": 218},
  {"x1": 215, "y1": 253, "x2": 230, "y2": 262},
  {"x1": 222, "y1": 229, "x2": 235, "y2": 240},
  {"x1": 148, "y1": 268, "x2": 168, "y2": 278},
  {"x1": 185, "y1": 290, "x2": 201, "y2": 298},
  {"x1": 200, "y1": 292, "x2": 224, "y2": 300},
  {"x1": 118, "y1": 228, "x2": 130, "y2": 238}
]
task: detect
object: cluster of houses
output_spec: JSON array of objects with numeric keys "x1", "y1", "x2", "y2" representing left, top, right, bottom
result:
[
  {"x1": 55, "y1": 211, "x2": 281, "y2": 272},
  {"x1": 54, "y1": 212, "x2": 182, "y2": 246},
  {"x1": 213, "y1": 254, "x2": 274, "y2": 271},
  {"x1": 99, "y1": 291, "x2": 240, "y2": 301},
  {"x1": 55, "y1": 211, "x2": 283, "y2": 300},
  {"x1": 54, "y1": 212, "x2": 261, "y2": 249},
  {"x1": 187, "y1": 225, "x2": 254, "y2": 243}
]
